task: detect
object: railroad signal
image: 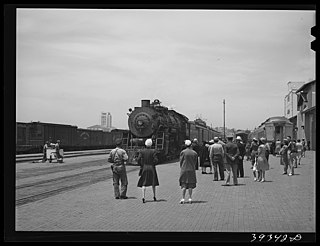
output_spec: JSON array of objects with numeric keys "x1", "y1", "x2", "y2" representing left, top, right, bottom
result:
[{"x1": 311, "y1": 26, "x2": 317, "y2": 52}]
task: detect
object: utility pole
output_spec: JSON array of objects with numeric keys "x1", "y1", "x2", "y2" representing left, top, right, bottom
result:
[{"x1": 223, "y1": 99, "x2": 226, "y2": 141}]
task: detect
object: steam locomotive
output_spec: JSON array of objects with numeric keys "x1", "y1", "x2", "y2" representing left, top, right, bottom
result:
[{"x1": 123, "y1": 99, "x2": 222, "y2": 164}]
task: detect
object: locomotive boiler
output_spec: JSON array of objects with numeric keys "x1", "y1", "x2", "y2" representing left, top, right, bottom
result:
[{"x1": 124, "y1": 99, "x2": 189, "y2": 164}]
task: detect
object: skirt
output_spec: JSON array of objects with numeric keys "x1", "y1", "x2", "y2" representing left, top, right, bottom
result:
[
  {"x1": 137, "y1": 165, "x2": 159, "y2": 187},
  {"x1": 179, "y1": 170, "x2": 197, "y2": 189},
  {"x1": 256, "y1": 156, "x2": 269, "y2": 171}
]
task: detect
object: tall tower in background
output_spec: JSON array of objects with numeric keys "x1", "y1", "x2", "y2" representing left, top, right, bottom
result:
[
  {"x1": 101, "y1": 112, "x2": 107, "y2": 127},
  {"x1": 106, "y1": 112, "x2": 112, "y2": 128}
]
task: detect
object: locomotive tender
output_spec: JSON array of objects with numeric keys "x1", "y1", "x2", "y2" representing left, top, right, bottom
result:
[{"x1": 124, "y1": 99, "x2": 222, "y2": 164}]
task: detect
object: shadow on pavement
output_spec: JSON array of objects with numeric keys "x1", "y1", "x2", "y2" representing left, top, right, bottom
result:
[
  {"x1": 187, "y1": 201, "x2": 207, "y2": 204},
  {"x1": 143, "y1": 199, "x2": 167, "y2": 203},
  {"x1": 221, "y1": 183, "x2": 246, "y2": 186}
]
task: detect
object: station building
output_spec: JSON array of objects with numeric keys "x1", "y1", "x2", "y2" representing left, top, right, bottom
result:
[{"x1": 295, "y1": 80, "x2": 316, "y2": 150}]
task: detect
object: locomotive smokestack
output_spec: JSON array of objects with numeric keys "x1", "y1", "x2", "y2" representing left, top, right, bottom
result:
[{"x1": 141, "y1": 99, "x2": 150, "y2": 107}]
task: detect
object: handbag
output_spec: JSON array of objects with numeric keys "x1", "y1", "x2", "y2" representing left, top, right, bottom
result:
[
  {"x1": 112, "y1": 164, "x2": 125, "y2": 174},
  {"x1": 252, "y1": 161, "x2": 258, "y2": 171}
]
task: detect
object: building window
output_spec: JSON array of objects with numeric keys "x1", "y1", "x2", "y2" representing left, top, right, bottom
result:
[
  {"x1": 312, "y1": 92, "x2": 316, "y2": 107},
  {"x1": 287, "y1": 109, "x2": 290, "y2": 115}
]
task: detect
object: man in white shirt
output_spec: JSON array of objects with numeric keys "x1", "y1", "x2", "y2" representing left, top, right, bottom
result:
[{"x1": 209, "y1": 137, "x2": 225, "y2": 181}]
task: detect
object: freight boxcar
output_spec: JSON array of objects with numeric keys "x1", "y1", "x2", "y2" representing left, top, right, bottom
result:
[{"x1": 16, "y1": 121, "x2": 116, "y2": 154}]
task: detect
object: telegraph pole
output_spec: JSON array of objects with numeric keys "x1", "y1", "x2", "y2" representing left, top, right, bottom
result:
[{"x1": 223, "y1": 99, "x2": 226, "y2": 141}]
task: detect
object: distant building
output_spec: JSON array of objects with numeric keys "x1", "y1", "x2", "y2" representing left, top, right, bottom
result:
[
  {"x1": 106, "y1": 112, "x2": 112, "y2": 128},
  {"x1": 88, "y1": 112, "x2": 115, "y2": 132},
  {"x1": 295, "y1": 80, "x2": 316, "y2": 150},
  {"x1": 101, "y1": 112, "x2": 107, "y2": 127}
]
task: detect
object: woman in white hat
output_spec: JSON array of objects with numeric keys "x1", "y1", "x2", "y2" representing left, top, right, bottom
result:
[
  {"x1": 137, "y1": 138, "x2": 159, "y2": 203},
  {"x1": 178, "y1": 139, "x2": 198, "y2": 204}
]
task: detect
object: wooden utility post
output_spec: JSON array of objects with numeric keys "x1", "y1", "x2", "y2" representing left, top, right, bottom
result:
[{"x1": 223, "y1": 99, "x2": 226, "y2": 141}]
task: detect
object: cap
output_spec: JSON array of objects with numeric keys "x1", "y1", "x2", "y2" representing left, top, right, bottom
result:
[
  {"x1": 145, "y1": 138, "x2": 153, "y2": 147},
  {"x1": 209, "y1": 139, "x2": 214, "y2": 143},
  {"x1": 236, "y1": 136, "x2": 242, "y2": 140},
  {"x1": 193, "y1": 138, "x2": 198, "y2": 143},
  {"x1": 115, "y1": 138, "x2": 122, "y2": 145},
  {"x1": 253, "y1": 138, "x2": 258, "y2": 141},
  {"x1": 260, "y1": 137, "x2": 266, "y2": 143},
  {"x1": 185, "y1": 140, "x2": 192, "y2": 146}
]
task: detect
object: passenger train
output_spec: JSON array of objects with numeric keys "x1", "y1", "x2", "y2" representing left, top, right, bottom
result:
[{"x1": 248, "y1": 116, "x2": 294, "y2": 143}]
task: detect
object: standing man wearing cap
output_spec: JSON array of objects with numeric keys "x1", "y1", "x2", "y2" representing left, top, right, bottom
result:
[
  {"x1": 224, "y1": 136, "x2": 240, "y2": 186},
  {"x1": 209, "y1": 137, "x2": 225, "y2": 181},
  {"x1": 236, "y1": 136, "x2": 246, "y2": 178},
  {"x1": 108, "y1": 138, "x2": 129, "y2": 199},
  {"x1": 137, "y1": 139, "x2": 159, "y2": 203},
  {"x1": 179, "y1": 140, "x2": 198, "y2": 204}
]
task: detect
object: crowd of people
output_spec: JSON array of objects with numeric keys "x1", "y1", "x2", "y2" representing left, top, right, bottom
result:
[{"x1": 108, "y1": 135, "x2": 308, "y2": 203}]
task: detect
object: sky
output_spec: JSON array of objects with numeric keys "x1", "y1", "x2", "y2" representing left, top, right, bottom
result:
[{"x1": 16, "y1": 8, "x2": 315, "y2": 131}]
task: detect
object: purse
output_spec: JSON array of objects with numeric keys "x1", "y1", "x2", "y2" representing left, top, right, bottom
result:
[{"x1": 113, "y1": 164, "x2": 125, "y2": 174}]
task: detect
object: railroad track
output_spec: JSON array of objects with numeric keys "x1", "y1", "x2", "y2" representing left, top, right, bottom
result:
[
  {"x1": 16, "y1": 149, "x2": 112, "y2": 163},
  {"x1": 16, "y1": 165, "x2": 140, "y2": 207}
]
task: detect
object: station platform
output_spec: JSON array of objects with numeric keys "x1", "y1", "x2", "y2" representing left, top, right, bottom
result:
[{"x1": 15, "y1": 151, "x2": 315, "y2": 240}]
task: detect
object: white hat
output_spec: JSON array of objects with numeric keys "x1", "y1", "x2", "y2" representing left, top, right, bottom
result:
[
  {"x1": 260, "y1": 137, "x2": 266, "y2": 143},
  {"x1": 185, "y1": 140, "x2": 192, "y2": 146},
  {"x1": 236, "y1": 136, "x2": 242, "y2": 140},
  {"x1": 209, "y1": 139, "x2": 214, "y2": 143},
  {"x1": 145, "y1": 138, "x2": 153, "y2": 147}
]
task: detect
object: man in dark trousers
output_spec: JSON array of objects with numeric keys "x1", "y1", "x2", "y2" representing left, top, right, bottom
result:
[
  {"x1": 108, "y1": 138, "x2": 129, "y2": 199},
  {"x1": 224, "y1": 136, "x2": 240, "y2": 186},
  {"x1": 236, "y1": 136, "x2": 246, "y2": 178}
]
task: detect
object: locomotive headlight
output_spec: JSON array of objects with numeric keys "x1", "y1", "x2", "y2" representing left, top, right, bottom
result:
[{"x1": 134, "y1": 113, "x2": 150, "y2": 129}]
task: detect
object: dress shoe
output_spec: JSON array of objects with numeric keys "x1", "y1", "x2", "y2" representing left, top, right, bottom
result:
[
  {"x1": 115, "y1": 197, "x2": 120, "y2": 199},
  {"x1": 120, "y1": 196, "x2": 128, "y2": 199},
  {"x1": 153, "y1": 197, "x2": 157, "y2": 201},
  {"x1": 142, "y1": 198, "x2": 146, "y2": 203}
]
